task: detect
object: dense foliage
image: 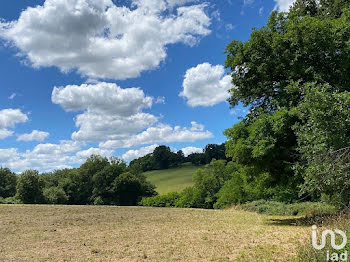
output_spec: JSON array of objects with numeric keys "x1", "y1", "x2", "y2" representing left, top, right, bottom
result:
[
  {"x1": 0, "y1": 168, "x2": 17, "y2": 198},
  {"x1": 0, "y1": 155, "x2": 156, "y2": 205},
  {"x1": 130, "y1": 144, "x2": 227, "y2": 172},
  {"x1": 224, "y1": 0, "x2": 350, "y2": 206}
]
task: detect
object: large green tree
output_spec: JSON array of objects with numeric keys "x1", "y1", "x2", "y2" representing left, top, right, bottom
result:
[
  {"x1": 0, "y1": 168, "x2": 17, "y2": 198},
  {"x1": 92, "y1": 158, "x2": 127, "y2": 205},
  {"x1": 225, "y1": 1, "x2": 350, "y2": 112},
  {"x1": 295, "y1": 85, "x2": 350, "y2": 205},
  {"x1": 224, "y1": 0, "x2": 350, "y2": 203},
  {"x1": 16, "y1": 170, "x2": 44, "y2": 204}
]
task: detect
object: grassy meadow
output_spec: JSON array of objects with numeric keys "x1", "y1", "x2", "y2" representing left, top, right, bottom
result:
[
  {"x1": 144, "y1": 164, "x2": 200, "y2": 194},
  {"x1": 0, "y1": 205, "x2": 310, "y2": 262}
]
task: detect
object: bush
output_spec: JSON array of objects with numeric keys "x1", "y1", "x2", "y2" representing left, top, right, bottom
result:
[
  {"x1": 214, "y1": 172, "x2": 246, "y2": 209},
  {"x1": 0, "y1": 196, "x2": 22, "y2": 204},
  {"x1": 141, "y1": 192, "x2": 181, "y2": 207},
  {"x1": 43, "y1": 187, "x2": 68, "y2": 204},
  {"x1": 114, "y1": 172, "x2": 156, "y2": 206},
  {"x1": 242, "y1": 200, "x2": 338, "y2": 216},
  {"x1": 174, "y1": 187, "x2": 197, "y2": 208}
]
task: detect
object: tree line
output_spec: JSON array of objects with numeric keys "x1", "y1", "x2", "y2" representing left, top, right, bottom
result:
[
  {"x1": 129, "y1": 144, "x2": 227, "y2": 172},
  {"x1": 0, "y1": 156, "x2": 156, "y2": 205},
  {"x1": 0, "y1": 144, "x2": 227, "y2": 205}
]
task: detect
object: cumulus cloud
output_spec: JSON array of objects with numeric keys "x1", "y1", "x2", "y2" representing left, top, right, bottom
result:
[
  {"x1": 0, "y1": 109, "x2": 28, "y2": 129},
  {"x1": 122, "y1": 144, "x2": 159, "y2": 161},
  {"x1": 0, "y1": 129, "x2": 13, "y2": 139},
  {"x1": 166, "y1": 0, "x2": 198, "y2": 8},
  {"x1": 0, "y1": 140, "x2": 82, "y2": 172},
  {"x1": 72, "y1": 112, "x2": 158, "y2": 142},
  {"x1": 0, "y1": 140, "x2": 116, "y2": 172},
  {"x1": 75, "y1": 147, "x2": 114, "y2": 159},
  {"x1": 52, "y1": 82, "x2": 211, "y2": 148},
  {"x1": 17, "y1": 130, "x2": 49, "y2": 142},
  {"x1": 0, "y1": 109, "x2": 28, "y2": 139},
  {"x1": 180, "y1": 63, "x2": 232, "y2": 107},
  {"x1": 52, "y1": 82, "x2": 158, "y2": 142},
  {"x1": 52, "y1": 82, "x2": 153, "y2": 115},
  {"x1": 274, "y1": 0, "x2": 295, "y2": 12},
  {"x1": 29, "y1": 140, "x2": 82, "y2": 156},
  {"x1": 0, "y1": 148, "x2": 19, "y2": 163},
  {"x1": 0, "y1": 0, "x2": 210, "y2": 80},
  {"x1": 101, "y1": 122, "x2": 213, "y2": 148},
  {"x1": 181, "y1": 146, "x2": 203, "y2": 156}
]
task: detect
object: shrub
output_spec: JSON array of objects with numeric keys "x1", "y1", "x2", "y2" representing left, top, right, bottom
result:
[
  {"x1": 174, "y1": 187, "x2": 197, "y2": 208},
  {"x1": 114, "y1": 172, "x2": 156, "y2": 206},
  {"x1": 43, "y1": 187, "x2": 68, "y2": 204},
  {"x1": 242, "y1": 200, "x2": 338, "y2": 216},
  {"x1": 0, "y1": 196, "x2": 22, "y2": 204},
  {"x1": 141, "y1": 192, "x2": 181, "y2": 207},
  {"x1": 214, "y1": 172, "x2": 246, "y2": 209}
]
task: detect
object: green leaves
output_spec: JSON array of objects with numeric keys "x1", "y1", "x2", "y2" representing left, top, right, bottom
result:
[{"x1": 225, "y1": 1, "x2": 350, "y2": 111}]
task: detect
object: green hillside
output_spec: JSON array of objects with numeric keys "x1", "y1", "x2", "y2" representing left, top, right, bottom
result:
[{"x1": 144, "y1": 164, "x2": 201, "y2": 194}]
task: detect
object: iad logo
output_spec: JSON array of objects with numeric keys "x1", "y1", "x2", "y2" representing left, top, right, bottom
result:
[{"x1": 312, "y1": 225, "x2": 348, "y2": 261}]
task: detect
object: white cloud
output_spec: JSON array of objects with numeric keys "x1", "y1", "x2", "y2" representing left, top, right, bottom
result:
[
  {"x1": 72, "y1": 112, "x2": 158, "y2": 142},
  {"x1": 0, "y1": 148, "x2": 19, "y2": 163},
  {"x1": 225, "y1": 24, "x2": 235, "y2": 31},
  {"x1": 17, "y1": 130, "x2": 50, "y2": 142},
  {"x1": 122, "y1": 144, "x2": 158, "y2": 161},
  {"x1": 155, "y1": 96, "x2": 166, "y2": 104},
  {"x1": 29, "y1": 140, "x2": 82, "y2": 156},
  {"x1": 52, "y1": 82, "x2": 158, "y2": 142},
  {"x1": 211, "y1": 10, "x2": 221, "y2": 22},
  {"x1": 259, "y1": 7, "x2": 264, "y2": 15},
  {"x1": 190, "y1": 121, "x2": 204, "y2": 131},
  {"x1": 166, "y1": 0, "x2": 198, "y2": 8},
  {"x1": 8, "y1": 93, "x2": 16, "y2": 100},
  {"x1": 274, "y1": 0, "x2": 295, "y2": 12},
  {"x1": 244, "y1": 0, "x2": 254, "y2": 5},
  {"x1": 0, "y1": 141, "x2": 118, "y2": 173},
  {"x1": 180, "y1": 63, "x2": 232, "y2": 107},
  {"x1": 0, "y1": 129, "x2": 13, "y2": 139},
  {"x1": 51, "y1": 82, "x2": 211, "y2": 148},
  {"x1": 0, "y1": 140, "x2": 83, "y2": 172},
  {"x1": 101, "y1": 122, "x2": 213, "y2": 148},
  {"x1": 0, "y1": 109, "x2": 28, "y2": 129},
  {"x1": 0, "y1": 0, "x2": 210, "y2": 80},
  {"x1": 52, "y1": 82, "x2": 153, "y2": 115},
  {"x1": 75, "y1": 147, "x2": 114, "y2": 160},
  {"x1": 181, "y1": 146, "x2": 203, "y2": 156}
]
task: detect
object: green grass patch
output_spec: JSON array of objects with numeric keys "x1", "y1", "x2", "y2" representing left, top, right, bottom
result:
[
  {"x1": 144, "y1": 164, "x2": 201, "y2": 194},
  {"x1": 242, "y1": 200, "x2": 338, "y2": 216}
]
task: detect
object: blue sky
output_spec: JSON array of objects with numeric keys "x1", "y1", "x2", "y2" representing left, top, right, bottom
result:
[{"x1": 0, "y1": 0, "x2": 294, "y2": 172}]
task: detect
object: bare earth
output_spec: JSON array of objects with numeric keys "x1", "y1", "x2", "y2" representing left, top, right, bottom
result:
[{"x1": 0, "y1": 205, "x2": 309, "y2": 261}]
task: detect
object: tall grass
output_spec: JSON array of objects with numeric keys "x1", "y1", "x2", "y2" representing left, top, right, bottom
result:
[
  {"x1": 297, "y1": 213, "x2": 350, "y2": 261},
  {"x1": 242, "y1": 200, "x2": 338, "y2": 216}
]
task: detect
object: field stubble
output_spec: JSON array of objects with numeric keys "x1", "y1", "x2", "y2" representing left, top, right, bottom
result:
[{"x1": 0, "y1": 205, "x2": 309, "y2": 261}]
